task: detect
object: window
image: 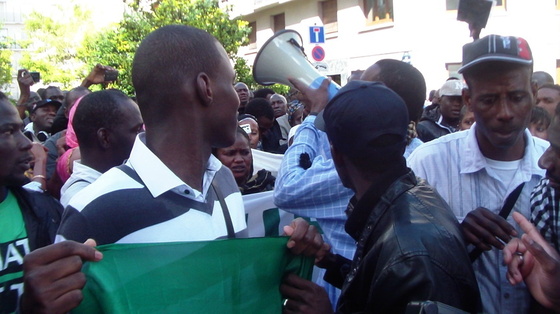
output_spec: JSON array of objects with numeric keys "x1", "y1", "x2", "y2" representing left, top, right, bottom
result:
[
  {"x1": 363, "y1": 0, "x2": 393, "y2": 24},
  {"x1": 557, "y1": 0, "x2": 560, "y2": 9},
  {"x1": 320, "y1": 0, "x2": 338, "y2": 33},
  {"x1": 272, "y1": 13, "x2": 285, "y2": 33},
  {"x1": 248, "y1": 21, "x2": 256, "y2": 49}
]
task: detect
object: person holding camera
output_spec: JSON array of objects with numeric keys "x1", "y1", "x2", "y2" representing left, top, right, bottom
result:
[
  {"x1": 16, "y1": 69, "x2": 41, "y2": 121},
  {"x1": 16, "y1": 69, "x2": 62, "y2": 143},
  {"x1": 22, "y1": 99, "x2": 61, "y2": 143}
]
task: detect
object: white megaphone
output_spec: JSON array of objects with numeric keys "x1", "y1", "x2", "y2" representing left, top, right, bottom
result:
[{"x1": 253, "y1": 29, "x2": 340, "y2": 100}]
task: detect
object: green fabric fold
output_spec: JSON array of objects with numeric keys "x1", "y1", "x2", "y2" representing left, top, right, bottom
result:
[{"x1": 74, "y1": 237, "x2": 313, "y2": 313}]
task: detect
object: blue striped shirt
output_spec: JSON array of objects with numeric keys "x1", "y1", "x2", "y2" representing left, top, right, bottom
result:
[{"x1": 274, "y1": 115, "x2": 355, "y2": 307}]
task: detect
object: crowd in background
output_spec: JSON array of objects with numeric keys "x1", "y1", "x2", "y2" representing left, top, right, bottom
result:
[{"x1": 2, "y1": 25, "x2": 560, "y2": 314}]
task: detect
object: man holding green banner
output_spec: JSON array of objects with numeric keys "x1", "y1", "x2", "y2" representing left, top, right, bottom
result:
[{"x1": 21, "y1": 25, "x2": 327, "y2": 313}]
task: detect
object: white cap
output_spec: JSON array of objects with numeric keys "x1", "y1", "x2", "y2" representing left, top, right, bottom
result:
[{"x1": 439, "y1": 80, "x2": 466, "y2": 97}]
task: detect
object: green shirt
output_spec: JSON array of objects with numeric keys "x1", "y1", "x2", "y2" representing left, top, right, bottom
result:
[{"x1": 0, "y1": 190, "x2": 29, "y2": 313}]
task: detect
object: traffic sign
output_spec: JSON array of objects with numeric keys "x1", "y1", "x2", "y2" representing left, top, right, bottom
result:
[
  {"x1": 309, "y1": 26, "x2": 325, "y2": 44},
  {"x1": 311, "y1": 46, "x2": 325, "y2": 62}
]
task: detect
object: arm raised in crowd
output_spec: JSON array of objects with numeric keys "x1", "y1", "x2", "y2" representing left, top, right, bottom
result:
[
  {"x1": 80, "y1": 64, "x2": 117, "y2": 88},
  {"x1": 503, "y1": 212, "x2": 560, "y2": 311},
  {"x1": 274, "y1": 78, "x2": 354, "y2": 215},
  {"x1": 16, "y1": 69, "x2": 35, "y2": 120},
  {"x1": 29, "y1": 143, "x2": 49, "y2": 191}
]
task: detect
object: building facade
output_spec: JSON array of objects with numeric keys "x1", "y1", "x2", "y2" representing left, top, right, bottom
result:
[{"x1": 224, "y1": 0, "x2": 560, "y2": 91}]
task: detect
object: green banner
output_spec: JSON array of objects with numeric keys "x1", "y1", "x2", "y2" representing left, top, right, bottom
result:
[{"x1": 74, "y1": 237, "x2": 313, "y2": 313}]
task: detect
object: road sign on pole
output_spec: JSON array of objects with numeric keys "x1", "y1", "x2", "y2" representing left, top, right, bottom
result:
[
  {"x1": 311, "y1": 46, "x2": 326, "y2": 61},
  {"x1": 309, "y1": 26, "x2": 325, "y2": 44}
]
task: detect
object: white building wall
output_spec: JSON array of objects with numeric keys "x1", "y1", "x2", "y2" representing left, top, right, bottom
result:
[{"x1": 228, "y1": 0, "x2": 560, "y2": 93}]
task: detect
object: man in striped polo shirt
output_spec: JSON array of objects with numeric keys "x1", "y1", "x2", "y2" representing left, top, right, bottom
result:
[
  {"x1": 56, "y1": 25, "x2": 247, "y2": 244},
  {"x1": 20, "y1": 25, "x2": 326, "y2": 313}
]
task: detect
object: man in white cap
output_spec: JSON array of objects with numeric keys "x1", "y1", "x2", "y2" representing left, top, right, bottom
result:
[{"x1": 417, "y1": 79, "x2": 466, "y2": 142}]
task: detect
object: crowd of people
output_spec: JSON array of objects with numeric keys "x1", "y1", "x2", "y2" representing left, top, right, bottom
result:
[{"x1": 2, "y1": 24, "x2": 560, "y2": 314}]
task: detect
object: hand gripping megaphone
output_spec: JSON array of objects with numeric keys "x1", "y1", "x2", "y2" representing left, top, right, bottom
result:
[{"x1": 253, "y1": 29, "x2": 340, "y2": 100}]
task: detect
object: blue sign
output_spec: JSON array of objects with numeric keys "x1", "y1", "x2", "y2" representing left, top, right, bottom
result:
[{"x1": 309, "y1": 26, "x2": 325, "y2": 44}]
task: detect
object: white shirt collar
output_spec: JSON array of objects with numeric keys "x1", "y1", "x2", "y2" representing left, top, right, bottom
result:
[
  {"x1": 126, "y1": 133, "x2": 222, "y2": 200},
  {"x1": 70, "y1": 160, "x2": 102, "y2": 182},
  {"x1": 460, "y1": 123, "x2": 546, "y2": 182}
]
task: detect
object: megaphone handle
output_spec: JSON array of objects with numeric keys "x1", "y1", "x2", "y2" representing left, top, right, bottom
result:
[
  {"x1": 310, "y1": 77, "x2": 340, "y2": 101},
  {"x1": 288, "y1": 38, "x2": 306, "y2": 56}
]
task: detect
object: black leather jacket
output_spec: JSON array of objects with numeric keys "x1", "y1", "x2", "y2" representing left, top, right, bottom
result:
[
  {"x1": 416, "y1": 104, "x2": 454, "y2": 142},
  {"x1": 325, "y1": 169, "x2": 480, "y2": 313}
]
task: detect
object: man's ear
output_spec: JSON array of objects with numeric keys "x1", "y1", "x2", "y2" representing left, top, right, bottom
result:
[
  {"x1": 531, "y1": 81, "x2": 538, "y2": 105},
  {"x1": 29, "y1": 112, "x2": 36, "y2": 122},
  {"x1": 331, "y1": 144, "x2": 353, "y2": 190},
  {"x1": 195, "y1": 72, "x2": 213, "y2": 106},
  {"x1": 462, "y1": 88, "x2": 473, "y2": 112},
  {"x1": 96, "y1": 128, "x2": 111, "y2": 149},
  {"x1": 331, "y1": 144, "x2": 344, "y2": 169}
]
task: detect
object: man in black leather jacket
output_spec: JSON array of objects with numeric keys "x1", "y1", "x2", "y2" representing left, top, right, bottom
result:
[
  {"x1": 280, "y1": 81, "x2": 480, "y2": 313},
  {"x1": 417, "y1": 80, "x2": 466, "y2": 143}
]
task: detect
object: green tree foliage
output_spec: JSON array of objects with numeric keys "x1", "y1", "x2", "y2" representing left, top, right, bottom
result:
[
  {"x1": 19, "y1": 3, "x2": 94, "y2": 88},
  {"x1": 78, "y1": 0, "x2": 251, "y2": 95},
  {"x1": 0, "y1": 41, "x2": 13, "y2": 91},
  {"x1": 233, "y1": 47, "x2": 289, "y2": 96}
]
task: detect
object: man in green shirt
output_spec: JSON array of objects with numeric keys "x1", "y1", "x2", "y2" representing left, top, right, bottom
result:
[{"x1": 0, "y1": 91, "x2": 101, "y2": 313}]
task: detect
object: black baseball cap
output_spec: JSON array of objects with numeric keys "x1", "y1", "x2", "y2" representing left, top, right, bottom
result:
[
  {"x1": 31, "y1": 99, "x2": 62, "y2": 113},
  {"x1": 316, "y1": 81, "x2": 408, "y2": 160},
  {"x1": 458, "y1": 34, "x2": 533, "y2": 73}
]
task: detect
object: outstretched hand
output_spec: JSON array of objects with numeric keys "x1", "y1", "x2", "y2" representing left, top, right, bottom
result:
[
  {"x1": 503, "y1": 212, "x2": 560, "y2": 311},
  {"x1": 283, "y1": 218, "x2": 330, "y2": 263},
  {"x1": 81, "y1": 64, "x2": 117, "y2": 87},
  {"x1": 17, "y1": 69, "x2": 34, "y2": 91},
  {"x1": 20, "y1": 239, "x2": 102, "y2": 314}
]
